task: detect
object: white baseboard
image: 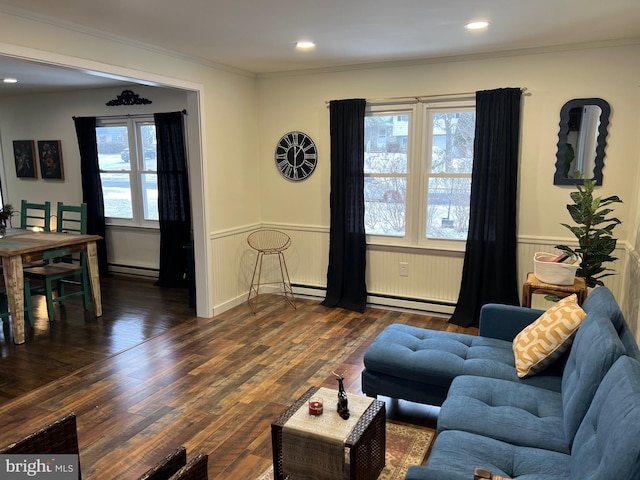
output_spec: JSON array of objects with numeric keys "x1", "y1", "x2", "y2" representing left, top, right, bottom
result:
[{"x1": 213, "y1": 294, "x2": 248, "y2": 316}]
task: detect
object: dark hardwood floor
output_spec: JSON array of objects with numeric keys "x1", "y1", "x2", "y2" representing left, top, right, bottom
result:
[
  {"x1": 0, "y1": 275, "x2": 196, "y2": 403},
  {"x1": 0, "y1": 276, "x2": 477, "y2": 479}
]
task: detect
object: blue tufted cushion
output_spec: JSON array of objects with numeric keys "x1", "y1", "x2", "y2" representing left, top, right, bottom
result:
[
  {"x1": 407, "y1": 430, "x2": 570, "y2": 480},
  {"x1": 582, "y1": 286, "x2": 625, "y2": 328},
  {"x1": 438, "y1": 376, "x2": 565, "y2": 450},
  {"x1": 411, "y1": 359, "x2": 640, "y2": 480},
  {"x1": 363, "y1": 323, "x2": 563, "y2": 395},
  {"x1": 582, "y1": 286, "x2": 640, "y2": 360},
  {"x1": 569, "y1": 356, "x2": 640, "y2": 480},
  {"x1": 437, "y1": 311, "x2": 625, "y2": 453},
  {"x1": 560, "y1": 311, "x2": 625, "y2": 446},
  {"x1": 363, "y1": 324, "x2": 509, "y2": 387}
]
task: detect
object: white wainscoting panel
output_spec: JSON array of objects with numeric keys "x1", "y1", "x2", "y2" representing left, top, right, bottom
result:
[
  {"x1": 366, "y1": 247, "x2": 464, "y2": 313},
  {"x1": 210, "y1": 226, "x2": 628, "y2": 318},
  {"x1": 210, "y1": 224, "x2": 330, "y2": 314},
  {"x1": 622, "y1": 246, "x2": 640, "y2": 344}
]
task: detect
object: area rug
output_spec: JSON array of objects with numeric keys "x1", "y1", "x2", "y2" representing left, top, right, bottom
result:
[{"x1": 256, "y1": 420, "x2": 434, "y2": 480}]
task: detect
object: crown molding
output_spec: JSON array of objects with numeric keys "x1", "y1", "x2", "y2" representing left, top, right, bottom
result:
[{"x1": 256, "y1": 37, "x2": 640, "y2": 79}]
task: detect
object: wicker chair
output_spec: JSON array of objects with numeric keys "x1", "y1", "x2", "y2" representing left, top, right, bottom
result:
[
  {"x1": 0, "y1": 413, "x2": 81, "y2": 478},
  {"x1": 168, "y1": 453, "x2": 208, "y2": 480},
  {"x1": 138, "y1": 446, "x2": 187, "y2": 480},
  {"x1": 246, "y1": 229, "x2": 296, "y2": 313}
]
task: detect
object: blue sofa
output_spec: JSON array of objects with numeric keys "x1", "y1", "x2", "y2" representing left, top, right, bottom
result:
[{"x1": 361, "y1": 287, "x2": 640, "y2": 479}]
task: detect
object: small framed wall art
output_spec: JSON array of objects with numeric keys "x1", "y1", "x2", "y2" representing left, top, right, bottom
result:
[
  {"x1": 13, "y1": 140, "x2": 37, "y2": 178},
  {"x1": 38, "y1": 140, "x2": 64, "y2": 180}
]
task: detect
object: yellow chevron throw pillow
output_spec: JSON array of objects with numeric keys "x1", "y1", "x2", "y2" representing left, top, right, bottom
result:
[{"x1": 513, "y1": 294, "x2": 586, "y2": 378}]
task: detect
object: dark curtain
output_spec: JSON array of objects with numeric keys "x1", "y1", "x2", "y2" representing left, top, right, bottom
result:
[
  {"x1": 73, "y1": 116, "x2": 109, "y2": 276},
  {"x1": 154, "y1": 111, "x2": 192, "y2": 288},
  {"x1": 321, "y1": 99, "x2": 368, "y2": 313},
  {"x1": 449, "y1": 88, "x2": 522, "y2": 327}
]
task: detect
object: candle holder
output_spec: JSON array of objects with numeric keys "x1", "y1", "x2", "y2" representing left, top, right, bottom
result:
[{"x1": 308, "y1": 396, "x2": 324, "y2": 416}]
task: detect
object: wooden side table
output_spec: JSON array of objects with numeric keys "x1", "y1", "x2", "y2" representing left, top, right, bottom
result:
[
  {"x1": 271, "y1": 386, "x2": 386, "y2": 480},
  {"x1": 522, "y1": 272, "x2": 587, "y2": 308}
]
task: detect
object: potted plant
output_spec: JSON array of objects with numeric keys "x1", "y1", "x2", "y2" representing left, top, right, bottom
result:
[
  {"x1": 555, "y1": 179, "x2": 622, "y2": 288},
  {"x1": 0, "y1": 204, "x2": 14, "y2": 233}
]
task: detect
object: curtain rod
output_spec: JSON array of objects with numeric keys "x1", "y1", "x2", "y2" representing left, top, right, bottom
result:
[
  {"x1": 325, "y1": 88, "x2": 529, "y2": 104},
  {"x1": 72, "y1": 109, "x2": 187, "y2": 120}
]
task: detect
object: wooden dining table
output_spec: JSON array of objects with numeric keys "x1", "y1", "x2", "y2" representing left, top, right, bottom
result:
[{"x1": 0, "y1": 229, "x2": 102, "y2": 344}]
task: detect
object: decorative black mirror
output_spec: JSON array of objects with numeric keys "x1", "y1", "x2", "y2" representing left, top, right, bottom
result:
[{"x1": 554, "y1": 98, "x2": 610, "y2": 186}]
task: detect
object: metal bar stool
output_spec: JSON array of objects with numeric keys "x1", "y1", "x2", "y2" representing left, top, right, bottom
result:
[{"x1": 247, "y1": 229, "x2": 296, "y2": 313}]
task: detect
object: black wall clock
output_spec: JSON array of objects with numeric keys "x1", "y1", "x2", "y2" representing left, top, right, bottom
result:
[{"x1": 275, "y1": 131, "x2": 318, "y2": 181}]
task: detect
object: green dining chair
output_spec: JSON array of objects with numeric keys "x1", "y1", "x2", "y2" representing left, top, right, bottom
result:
[
  {"x1": 25, "y1": 202, "x2": 91, "y2": 321},
  {"x1": 23, "y1": 246, "x2": 90, "y2": 322},
  {"x1": 55, "y1": 202, "x2": 87, "y2": 234},
  {"x1": 20, "y1": 200, "x2": 52, "y2": 231}
]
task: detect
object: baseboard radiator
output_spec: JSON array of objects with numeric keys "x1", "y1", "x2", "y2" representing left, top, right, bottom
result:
[{"x1": 108, "y1": 263, "x2": 159, "y2": 279}]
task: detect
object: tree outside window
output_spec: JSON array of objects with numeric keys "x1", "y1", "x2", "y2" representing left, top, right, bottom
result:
[
  {"x1": 364, "y1": 101, "x2": 475, "y2": 247},
  {"x1": 96, "y1": 118, "x2": 158, "y2": 227}
]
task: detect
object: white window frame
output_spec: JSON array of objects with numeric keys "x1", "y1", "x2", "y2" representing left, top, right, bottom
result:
[
  {"x1": 96, "y1": 116, "x2": 159, "y2": 229},
  {"x1": 364, "y1": 103, "x2": 419, "y2": 248},
  {"x1": 365, "y1": 98, "x2": 475, "y2": 251}
]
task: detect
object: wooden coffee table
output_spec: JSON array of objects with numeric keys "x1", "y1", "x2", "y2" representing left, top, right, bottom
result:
[{"x1": 271, "y1": 386, "x2": 386, "y2": 480}]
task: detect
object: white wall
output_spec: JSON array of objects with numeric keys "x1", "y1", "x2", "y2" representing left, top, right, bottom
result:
[
  {"x1": 0, "y1": 85, "x2": 188, "y2": 274},
  {"x1": 0, "y1": 7, "x2": 638, "y2": 331},
  {"x1": 245, "y1": 43, "x2": 640, "y2": 330},
  {"x1": 0, "y1": 10, "x2": 261, "y2": 317},
  {"x1": 257, "y1": 45, "x2": 640, "y2": 241}
]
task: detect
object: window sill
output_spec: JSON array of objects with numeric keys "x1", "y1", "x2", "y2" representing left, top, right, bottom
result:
[
  {"x1": 366, "y1": 239, "x2": 466, "y2": 255},
  {"x1": 105, "y1": 223, "x2": 159, "y2": 232}
]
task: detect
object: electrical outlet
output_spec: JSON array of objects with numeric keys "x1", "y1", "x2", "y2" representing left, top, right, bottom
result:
[{"x1": 399, "y1": 262, "x2": 409, "y2": 277}]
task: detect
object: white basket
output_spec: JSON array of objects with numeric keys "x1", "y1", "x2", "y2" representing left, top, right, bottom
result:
[{"x1": 533, "y1": 252, "x2": 579, "y2": 285}]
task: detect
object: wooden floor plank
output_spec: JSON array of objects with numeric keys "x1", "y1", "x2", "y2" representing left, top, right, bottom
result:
[{"x1": 0, "y1": 276, "x2": 476, "y2": 479}]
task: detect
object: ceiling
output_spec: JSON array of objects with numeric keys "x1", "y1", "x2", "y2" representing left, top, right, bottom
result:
[{"x1": 0, "y1": 0, "x2": 639, "y2": 95}]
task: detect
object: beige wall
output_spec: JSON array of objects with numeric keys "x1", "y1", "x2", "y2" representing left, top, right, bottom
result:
[{"x1": 257, "y1": 45, "x2": 640, "y2": 240}]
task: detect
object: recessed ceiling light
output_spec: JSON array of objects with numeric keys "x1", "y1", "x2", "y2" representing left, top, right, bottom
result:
[
  {"x1": 466, "y1": 21, "x2": 489, "y2": 30},
  {"x1": 295, "y1": 41, "x2": 316, "y2": 50},
  {"x1": 3, "y1": 78, "x2": 18, "y2": 83}
]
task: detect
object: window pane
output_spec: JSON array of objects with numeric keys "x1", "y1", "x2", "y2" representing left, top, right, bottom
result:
[
  {"x1": 430, "y1": 112, "x2": 475, "y2": 174},
  {"x1": 364, "y1": 177, "x2": 406, "y2": 236},
  {"x1": 96, "y1": 126, "x2": 131, "y2": 171},
  {"x1": 365, "y1": 113, "x2": 409, "y2": 237},
  {"x1": 140, "y1": 124, "x2": 157, "y2": 171},
  {"x1": 100, "y1": 173, "x2": 133, "y2": 219},
  {"x1": 141, "y1": 174, "x2": 158, "y2": 220},
  {"x1": 365, "y1": 115, "x2": 408, "y2": 173},
  {"x1": 426, "y1": 177, "x2": 470, "y2": 240}
]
